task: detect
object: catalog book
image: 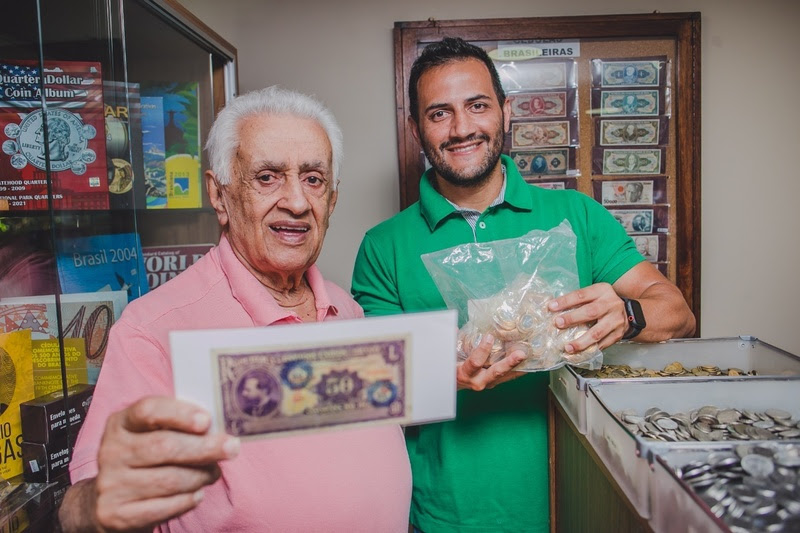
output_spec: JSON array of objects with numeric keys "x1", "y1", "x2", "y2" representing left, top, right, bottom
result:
[
  {"x1": 141, "y1": 96, "x2": 167, "y2": 209},
  {"x1": 55, "y1": 233, "x2": 148, "y2": 303},
  {"x1": 0, "y1": 329, "x2": 35, "y2": 479},
  {"x1": 0, "y1": 291, "x2": 126, "y2": 388},
  {"x1": 103, "y1": 81, "x2": 145, "y2": 210},
  {"x1": 142, "y1": 82, "x2": 201, "y2": 208},
  {"x1": 142, "y1": 243, "x2": 214, "y2": 290},
  {"x1": 0, "y1": 59, "x2": 108, "y2": 211}
]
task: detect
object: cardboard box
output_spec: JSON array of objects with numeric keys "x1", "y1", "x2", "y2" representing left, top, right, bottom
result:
[{"x1": 20, "y1": 384, "x2": 94, "y2": 444}]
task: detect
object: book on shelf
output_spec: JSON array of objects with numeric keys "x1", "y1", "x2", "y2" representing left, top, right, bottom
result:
[
  {"x1": 141, "y1": 96, "x2": 167, "y2": 209},
  {"x1": 103, "y1": 81, "x2": 145, "y2": 210},
  {"x1": 0, "y1": 329, "x2": 35, "y2": 480},
  {"x1": 55, "y1": 232, "x2": 148, "y2": 303},
  {"x1": 141, "y1": 82, "x2": 202, "y2": 209},
  {"x1": 0, "y1": 59, "x2": 108, "y2": 211},
  {"x1": 0, "y1": 291, "x2": 126, "y2": 388},
  {"x1": 142, "y1": 243, "x2": 214, "y2": 290}
]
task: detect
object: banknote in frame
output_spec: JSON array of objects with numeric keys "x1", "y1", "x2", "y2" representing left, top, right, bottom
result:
[
  {"x1": 523, "y1": 178, "x2": 578, "y2": 191},
  {"x1": 507, "y1": 91, "x2": 573, "y2": 119},
  {"x1": 496, "y1": 59, "x2": 575, "y2": 91},
  {"x1": 592, "y1": 148, "x2": 665, "y2": 176},
  {"x1": 608, "y1": 206, "x2": 669, "y2": 235},
  {"x1": 510, "y1": 120, "x2": 574, "y2": 150},
  {"x1": 592, "y1": 177, "x2": 668, "y2": 206},
  {"x1": 213, "y1": 337, "x2": 410, "y2": 439},
  {"x1": 592, "y1": 88, "x2": 663, "y2": 117},
  {"x1": 590, "y1": 57, "x2": 667, "y2": 88},
  {"x1": 632, "y1": 234, "x2": 667, "y2": 262},
  {"x1": 595, "y1": 118, "x2": 669, "y2": 146},
  {"x1": 512, "y1": 148, "x2": 572, "y2": 176}
]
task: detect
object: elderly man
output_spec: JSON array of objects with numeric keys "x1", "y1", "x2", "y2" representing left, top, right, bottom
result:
[
  {"x1": 352, "y1": 38, "x2": 695, "y2": 532},
  {"x1": 58, "y1": 87, "x2": 412, "y2": 532}
]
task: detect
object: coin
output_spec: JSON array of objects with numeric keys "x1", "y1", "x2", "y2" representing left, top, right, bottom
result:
[
  {"x1": 741, "y1": 454, "x2": 775, "y2": 478},
  {"x1": 767, "y1": 409, "x2": 792, "y2": 420},
  {"x1": 676, "y1": 444, "x2": 800, "y2": 531},
  {"x1": 656, "y1": 418, "x2": 678, "y2": 431},
  {"x1": 578, "y1": 361, "x2": 759, "y2": 379}
]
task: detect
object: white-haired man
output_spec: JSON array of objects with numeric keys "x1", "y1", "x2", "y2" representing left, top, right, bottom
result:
[{"x1": 59, "y1": 87, "x2": 412, "y2": 532}]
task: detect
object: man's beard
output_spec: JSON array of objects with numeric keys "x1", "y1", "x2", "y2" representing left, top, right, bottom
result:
[{"x1": 420, "y1": 124, "x2": 505, "y2": 189}]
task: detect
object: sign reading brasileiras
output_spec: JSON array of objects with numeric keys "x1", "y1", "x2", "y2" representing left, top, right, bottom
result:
[{"x1": 0, "y1": 60, "x2": 108, "y2": 211}]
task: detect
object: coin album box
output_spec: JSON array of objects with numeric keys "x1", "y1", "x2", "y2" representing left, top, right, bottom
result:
[
  {"x1": 582, "y1": 377, "x2": 800, "y2": 519},
  {"x1": 650, "y1": 444, "x2": 800, "y2": 532},
  {"x1": 550, "y1": 336, "x2": 800, "y2": 435}
]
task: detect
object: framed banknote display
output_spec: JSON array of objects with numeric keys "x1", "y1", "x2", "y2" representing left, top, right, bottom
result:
[{"x1": 393, "y1": 12, "x2": 701, "y2": 330}]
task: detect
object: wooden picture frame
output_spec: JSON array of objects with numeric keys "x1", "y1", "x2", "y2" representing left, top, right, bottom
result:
[{"x1": 393, "y1": 12, "x2": 701, "y2": 332}]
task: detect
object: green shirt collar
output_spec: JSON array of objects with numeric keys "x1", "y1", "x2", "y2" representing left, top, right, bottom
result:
[{"x1": 419, "y1": 154, "x2": 534, "y2": 231}]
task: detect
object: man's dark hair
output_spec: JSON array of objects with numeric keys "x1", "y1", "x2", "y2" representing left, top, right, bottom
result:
[{"x1": 408, "y1": 37, "x2": 506, "y2": 122}]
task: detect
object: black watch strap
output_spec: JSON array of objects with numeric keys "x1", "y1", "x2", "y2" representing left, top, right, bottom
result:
[{"x1": 621, "y1": 297, "x2": 646, "y2": 340}]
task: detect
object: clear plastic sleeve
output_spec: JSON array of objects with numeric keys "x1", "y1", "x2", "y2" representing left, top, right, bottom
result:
[{"x1": 422, "y1": 220, "x2": 602, "y2": 372}]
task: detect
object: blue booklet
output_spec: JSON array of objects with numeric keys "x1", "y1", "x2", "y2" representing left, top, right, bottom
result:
[
  {"x1": 56, "y1": 233, "x2": 149, "y2": 302},
  {"x1": 141, "y1": 96, "x2": 167, "y2": 209}
]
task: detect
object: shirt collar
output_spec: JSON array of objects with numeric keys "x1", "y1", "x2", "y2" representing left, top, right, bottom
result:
[
  {"x1": 217, "y1": 234, "x2": 338, "y2": 326},
  {"x1": 419, "y1": 154, "x2": 534, "y2": 231}
]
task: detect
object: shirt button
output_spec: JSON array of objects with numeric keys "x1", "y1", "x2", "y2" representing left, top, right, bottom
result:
[{"x1": 478, "y1": 221, "x2": 486, "y2": 229}]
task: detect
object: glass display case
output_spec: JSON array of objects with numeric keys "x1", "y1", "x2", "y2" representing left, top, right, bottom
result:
[{"x1": 0, "y1": 0, "x2": 236, "y2": 528}]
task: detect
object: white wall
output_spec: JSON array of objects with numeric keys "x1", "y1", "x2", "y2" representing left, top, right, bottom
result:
[{"x1": 184, "y1": 0, "x2": 800, "y2": 355}]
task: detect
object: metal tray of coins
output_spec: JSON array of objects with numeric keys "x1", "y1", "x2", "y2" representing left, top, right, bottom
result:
[
  {"x1": 549, "y1": 336, "x2": 800, "y2": 435},
  {"x1": 583, "y1": 377, "x2": 800, "y2": 519},
  {"x1": 649, "y1": 443, "x2": 800, "y2": 533}
]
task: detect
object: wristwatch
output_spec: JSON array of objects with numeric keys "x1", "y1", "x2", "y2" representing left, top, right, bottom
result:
[{"x1": 621, "y1": 298, "x2": 646, "y2": 340}]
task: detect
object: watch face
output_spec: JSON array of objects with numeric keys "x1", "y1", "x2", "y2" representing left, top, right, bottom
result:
[{"x1": 626, "y1": 298, "x2": 646, "y2": 328}]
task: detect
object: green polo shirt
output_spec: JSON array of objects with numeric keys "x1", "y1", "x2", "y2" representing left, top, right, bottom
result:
[{"x1": 352, "y1": 155, "x2": 643, "y2": 532}]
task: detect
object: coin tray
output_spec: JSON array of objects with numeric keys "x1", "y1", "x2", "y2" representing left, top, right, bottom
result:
[
  {"x1": 584, "y1": 377, "x2": 800, "y2": 519},
  {"x1": 550, "y1": 336, "x2": 800, "y2": 435},
  {"x1": 650, "y1": 446, "x2": 743, "y2": 533}
]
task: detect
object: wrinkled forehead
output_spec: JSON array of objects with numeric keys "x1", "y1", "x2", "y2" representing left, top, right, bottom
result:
[{"x1": 235, "y1": 112, "x2": 332, "y2": 172}]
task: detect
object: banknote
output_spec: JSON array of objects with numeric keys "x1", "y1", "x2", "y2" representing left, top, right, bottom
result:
[
  {"x1": 214, "y1": 338, "x2": 409, "y2": 438},
  {"x1": 599, "y1": 60, "x2": 662, "y2": 87},
  {"x1": 608, "y1": 208, "x2": 654, "y2": 234},
  {"x1": 497, "y1": 60, "x2": 570, "y2": 90},
  {"x1": 508, "y1": 92, "x2": 567, "y2": 119},
  {"x1": 633, "y1": 235, "x2": 663, "y2": 262},
  {"x1": 598, "y1": 119, "x2": 662, "y2": 146},
  {"x1": 511, "y1": 121, "x2": 570, "y2": 149},
  {"x1": 599, "y1": 180, "x2": 654, "y2": 205},
  {"x1": 512, "y1": 149, "x2": 569, "y2": 175},
  {"x1": 0, "y1": 291, "x2": 126, "y2": 384},
  {"x1": 597, "y1": 89, "x2": 660, "y2": 116},
  {"x1": 600, "y1": 149, "x2": 663, "y2": 175},
  {"x1": 530, "y1": 181, "x2": 565, "y2": 190}
]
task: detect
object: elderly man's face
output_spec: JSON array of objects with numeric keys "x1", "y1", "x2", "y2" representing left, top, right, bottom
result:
[{"x1": 212, "y1": 113, "x2": 337, "y2": 281}]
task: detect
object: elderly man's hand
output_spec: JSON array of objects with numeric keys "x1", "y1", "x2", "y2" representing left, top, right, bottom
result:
[
  {"x1": 547, "y1": 282, "x2": 627, "y2": 353},
  {"x1": 456, "y1": 334, "x2": 527, "y2": 391},
  {"x1": 61, "y1": 397, "x2": 240, "y2": 532}
]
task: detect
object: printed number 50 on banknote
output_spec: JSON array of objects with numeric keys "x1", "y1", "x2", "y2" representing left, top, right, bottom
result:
[{"x1": 213, "y1": 338, "x2": 410, "y2": 438}]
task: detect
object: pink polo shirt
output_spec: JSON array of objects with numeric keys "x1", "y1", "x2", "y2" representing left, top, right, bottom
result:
[{"x1": 70, "y1": 235, "x2": 412, "y2": 532}]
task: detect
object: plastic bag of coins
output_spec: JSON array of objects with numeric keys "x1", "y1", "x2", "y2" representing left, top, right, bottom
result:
[
  {"x1": 617, "y1": 406, "x2": 800, "y2": 443},
  {"x1": 455, "y1": 274, "x2": 600, "y2": 372},
  {"x1": 578, "y1": 361, "x2": 758, "y2": 379},
  {"x1": 422, "y1": 221, "x2": 602, "y2": 372},
  {"x1": 673, "y1": 443, "x2": 800, "y2": 532}
]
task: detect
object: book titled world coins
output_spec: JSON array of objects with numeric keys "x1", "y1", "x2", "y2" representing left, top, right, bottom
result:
[
  {"x1": 171, "y1": 310, "x2": 457, "y2": 438},
  {"x1": 214, "y1": 338, "x2": 409, "y2": 439}
]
